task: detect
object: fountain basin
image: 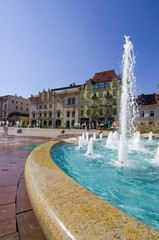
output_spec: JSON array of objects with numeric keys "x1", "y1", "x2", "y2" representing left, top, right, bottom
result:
[{"x1": 25, "y1": 140, "x2": 159, "y2": 239}]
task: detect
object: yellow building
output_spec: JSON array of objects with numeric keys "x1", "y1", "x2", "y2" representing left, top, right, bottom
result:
[{"x1": 79, "y1": 70, "x2": 121, "y2": 128}]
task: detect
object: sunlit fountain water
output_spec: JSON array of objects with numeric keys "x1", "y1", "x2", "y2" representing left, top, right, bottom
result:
[
  {"x1": 86, "y1": 137, "x2": 93, "y2": 156},
  {"x1": 118, "y1": 35, "x2": 137, "y2": 163},
  {"x1": 52, "y1": 36, "x2": 159, "y2": 231},
  {"x1": 149, "y1": 132, "x2": 153, "y2": 142}
]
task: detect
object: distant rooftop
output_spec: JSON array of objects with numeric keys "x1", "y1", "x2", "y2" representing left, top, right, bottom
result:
[{"x1": 92, "y1": 70, "x2": 119, "y2": 83}]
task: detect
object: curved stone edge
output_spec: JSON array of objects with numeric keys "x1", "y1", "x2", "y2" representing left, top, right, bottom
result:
[{"x1": 25, "y1": 140, "x2": 159, "y2": 240}]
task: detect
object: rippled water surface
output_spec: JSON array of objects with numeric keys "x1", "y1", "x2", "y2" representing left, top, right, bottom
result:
[{"x1": 52, "y1": 138, "x2": 159, "y2": 231}]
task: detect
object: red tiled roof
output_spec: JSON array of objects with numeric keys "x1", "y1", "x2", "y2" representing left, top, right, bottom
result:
[{"x1": 92, "y1": 70, "x2": 119, "y2": 83}]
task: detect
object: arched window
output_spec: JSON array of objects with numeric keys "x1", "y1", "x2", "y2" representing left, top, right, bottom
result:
[
  {"x1": 57, "y1": 112, "x2": 60, "y2": 118},
  {"x1": 68, "y1": 98, "x2": 71, "y2": 105},
  {"x1": 72, "y1": 120, "x2": 75, "y2": 127},
  {"x1": 49, "y1": 120, "x2": 52, "y2": 126},
  {"x1": 72, "y1": 111, "x2": 75, "y2": 118},
  {"x1": 87, "y1": 109, "x2": 90, "y2": 115},
  {"x1": 99, "y1": 109, "x2": 103, "y2": 115},
  {"x1": 67, "y1": 111, "x2": 70, "y2": 117},
  {"x1": 72, "y1": 98, "x2": 75, "y2": 104}
]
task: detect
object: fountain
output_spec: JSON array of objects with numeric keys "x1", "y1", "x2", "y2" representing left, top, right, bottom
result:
[
  {"x1": 118, "y1": 35, "x2": 136, "y2": 163},
  {"x1": 149, "y1": 131, "x2": 153, "y2": 142},
  {"x1": 93, "y1": 132, "x2": 96, "y2": 141},
  {"x1": 99, "y1": 132, "x2": 103, "y2": 140},
  {"x1": 51, "y1": 36, "x2": 159, "y2": 232},
  {"x1": 86, "y1": 137, "x2": 93, "y2": 156},
  {"x1": 78, "y1": 136, "x2": 83, "y2": 149},
  {"x1": 86, "y1": 132, "x2": 89, "y2": 143}
]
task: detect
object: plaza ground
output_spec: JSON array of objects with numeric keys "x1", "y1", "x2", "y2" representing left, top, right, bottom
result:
[
  {"x1": 0, "y1": 127, "x2": 109, "y2": 240},
  {"x1": 0, "y1": 127, "x2": 158, "y2": 239}
]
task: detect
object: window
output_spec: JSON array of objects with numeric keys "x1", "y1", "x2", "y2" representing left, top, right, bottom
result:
[
  {"x1": 150, "y1": 110, "x2": 155, "y2": 117},
  {"x1": 12, "y1": 100, "x2": 14, "y2": 103},
  {"x1": 39, "y1": 105, "x2": 42, "y2": 109},
  {"x1": 57, "y1": 112, "x2": 60, "y2": 118},
  {"x1": 21, "y1": 107, "x2": 23, "y2": 110},
  {"x1": 40, "y1": 113, "x2": 42, "y2": 117},
  {"x1": 105, "y1": 83, "x2": 110, "y2": 88},
  {"x1": 72, "y1": 98, "x2": 75, "y2": 104},
  {"x1": 72, "y1": 111, "x2": 75, "y2": 118},
  {"x1": 107, "y1": 99, "x2": 109, "y2": 105},
  {"x1": 16, "y1": 101, "x2": 18, "y2": 104},
  {"x1": 49, "y1": 104, "x2": 52, "y2": 108},
  {"x1": 81, "y1": 110, "x2": 83, "y2": 115},
  {"x1": 140, "y1": 110, "x2": 145, "y2": 118},
  {"x1": 33, "y1": 113, "x2": 35, "y2": 118},
  {"x1": 87, "y1": 109, "x2": 90, "y2": 115},
  {"x1": 68, "y1": 98, "x2": 71, "y2": 105},
  {"x1": 87, "y1": 101, "x2": 90, "y2": 107},
  {"x1": 81, "y1": 101, "x2": 84, "y2": 107},
  {"x1": 99, "y1": 91, "x2": 103, "y2": 97},
  {"x1": 49, "y1": 112, "x2": 52, "y2": 117},
  {"x1": 93, "y1": 85, "x2": 98, "y2": 89},
  {"x1": 99, "y1": 109, "x2": 103, "y2": 115},
  {"x1": 113, "y1": 108, "x2": 117, "y2": 115},
  {"x1": 87, "y1": 93, "x2": 91, "y2": 99},
  {"x1": 87, "y1": 86, "x2": 91, "y2": 90},
  {"x1": 67, "y1": 112, "x2": 70, "y2": 117},
  {"x1": 16, "y1": 106, "x2": 18, "y2": 110},
  {"x1": 81, "y1": 85, "x2": 84, "y2": 89},
  {"x1": 49, "y1": 98, "x2": 52, "y2": 103},
  {"x1": 81, "y1": 94, "x2": 84, "y2": 99},
  {"x1": 113, "y1": 89, "x2": 117, "y2": 96},
  {"x1": 44, "y1": 112, "x2": 47, "y2": 117},
  {"x1": 21, "y1": 102, "x2": 23, "y2": 105},
  {"x1": 27, "y1": 103, "x2": 28, "y2": 106},
  {"x1": 93, "y1": 100, "x2": 96, "y2": 106},
  {"x1": 99, "y1": 84, "x2": 104, "y2": 89},
  {"x1": 113, "y1": 82, "x2": 117, "y2": 86},
  {"x1": 107, "y1": 109, "x2": 110, "y2": 115},
  {"x1": 99, "y1": 100, "x2": 103, "y2": 106},
  {"x1": 44, "y1": 105, "x2": 47, "y2": 109},
  {"x1": 93, "y1": 110, "x2": 96, "y2": 115},
  {"x1": 26, "y1": 108, "x2": 28, "y2": 111},
  {"x1": 113, "y1": 98, "x2": 117, "y2": 105}
]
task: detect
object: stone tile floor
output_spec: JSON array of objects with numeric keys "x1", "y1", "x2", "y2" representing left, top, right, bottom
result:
[{"x1": 0, "y1": 136, "x2": 53, "y2": 240}]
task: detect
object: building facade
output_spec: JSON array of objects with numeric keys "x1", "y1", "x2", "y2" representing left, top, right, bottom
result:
[
  {"x1": 0, "y1": 95, "x2": 30, "y2": 126},
  {"x1": 29, "y1": 84, "x2": 80, "y2": 128},
  {"x1": 136, "y1": 93, "x2": 159, "y2": 132},
  {"x1": 79, "y1": 70, "x2": 121, "y2": 128}
]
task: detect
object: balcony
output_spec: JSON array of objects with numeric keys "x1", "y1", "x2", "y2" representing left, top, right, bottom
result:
[
  {"x1": 91, "y1": 105, "x2": 98, "y2": 108},
  {"x1": 92, "y1": 95, "x2": 98, "y2": 99},
  {"x1": 105, "y1": 104, "x2": 112, "y2": 108},
  {"x1": 105, "y1": 94, "x2": 112, "y2": 98}
]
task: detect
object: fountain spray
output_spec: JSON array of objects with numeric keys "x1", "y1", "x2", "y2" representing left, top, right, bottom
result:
[{"x1": 118, "y1": 36, "x2": 137, "y2": 163}]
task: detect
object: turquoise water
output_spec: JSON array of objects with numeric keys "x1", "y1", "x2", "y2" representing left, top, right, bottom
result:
[
  {"x1": 51, "y1": 138, "x2": 159, "y2": 231},
  {"x1": 21, "y1": 144, "x2": 41, "y2": 150}
]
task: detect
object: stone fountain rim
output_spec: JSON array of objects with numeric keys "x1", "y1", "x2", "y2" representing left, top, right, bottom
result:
[{"x1": 25, "y1": 140, "x2": 159, "y2": 239}]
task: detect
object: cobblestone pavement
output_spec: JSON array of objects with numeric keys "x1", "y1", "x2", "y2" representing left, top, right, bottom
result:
[{"x1": 0, "y1": 128, "x2": 96, "y2": 240}]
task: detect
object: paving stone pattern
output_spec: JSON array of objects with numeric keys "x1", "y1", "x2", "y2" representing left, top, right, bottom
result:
[{"x1": 0, "y1": 136, "x2": 51, "y2": 240}]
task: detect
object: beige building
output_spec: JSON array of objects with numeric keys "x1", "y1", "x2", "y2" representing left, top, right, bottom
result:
[
  {"x1": 136, "y1": 93, "x2": 159, "y2": 132},
  {"x1": 0, "y1": 95, "x2": 30, "y2": 126},
  {"x1": 29, "y1": 84, "x2": 80, "y2": 128}
]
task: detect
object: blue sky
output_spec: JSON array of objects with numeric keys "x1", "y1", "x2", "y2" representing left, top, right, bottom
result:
[{"x1": 0, "y1": 0, "x2": 158, "y2": 98}]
